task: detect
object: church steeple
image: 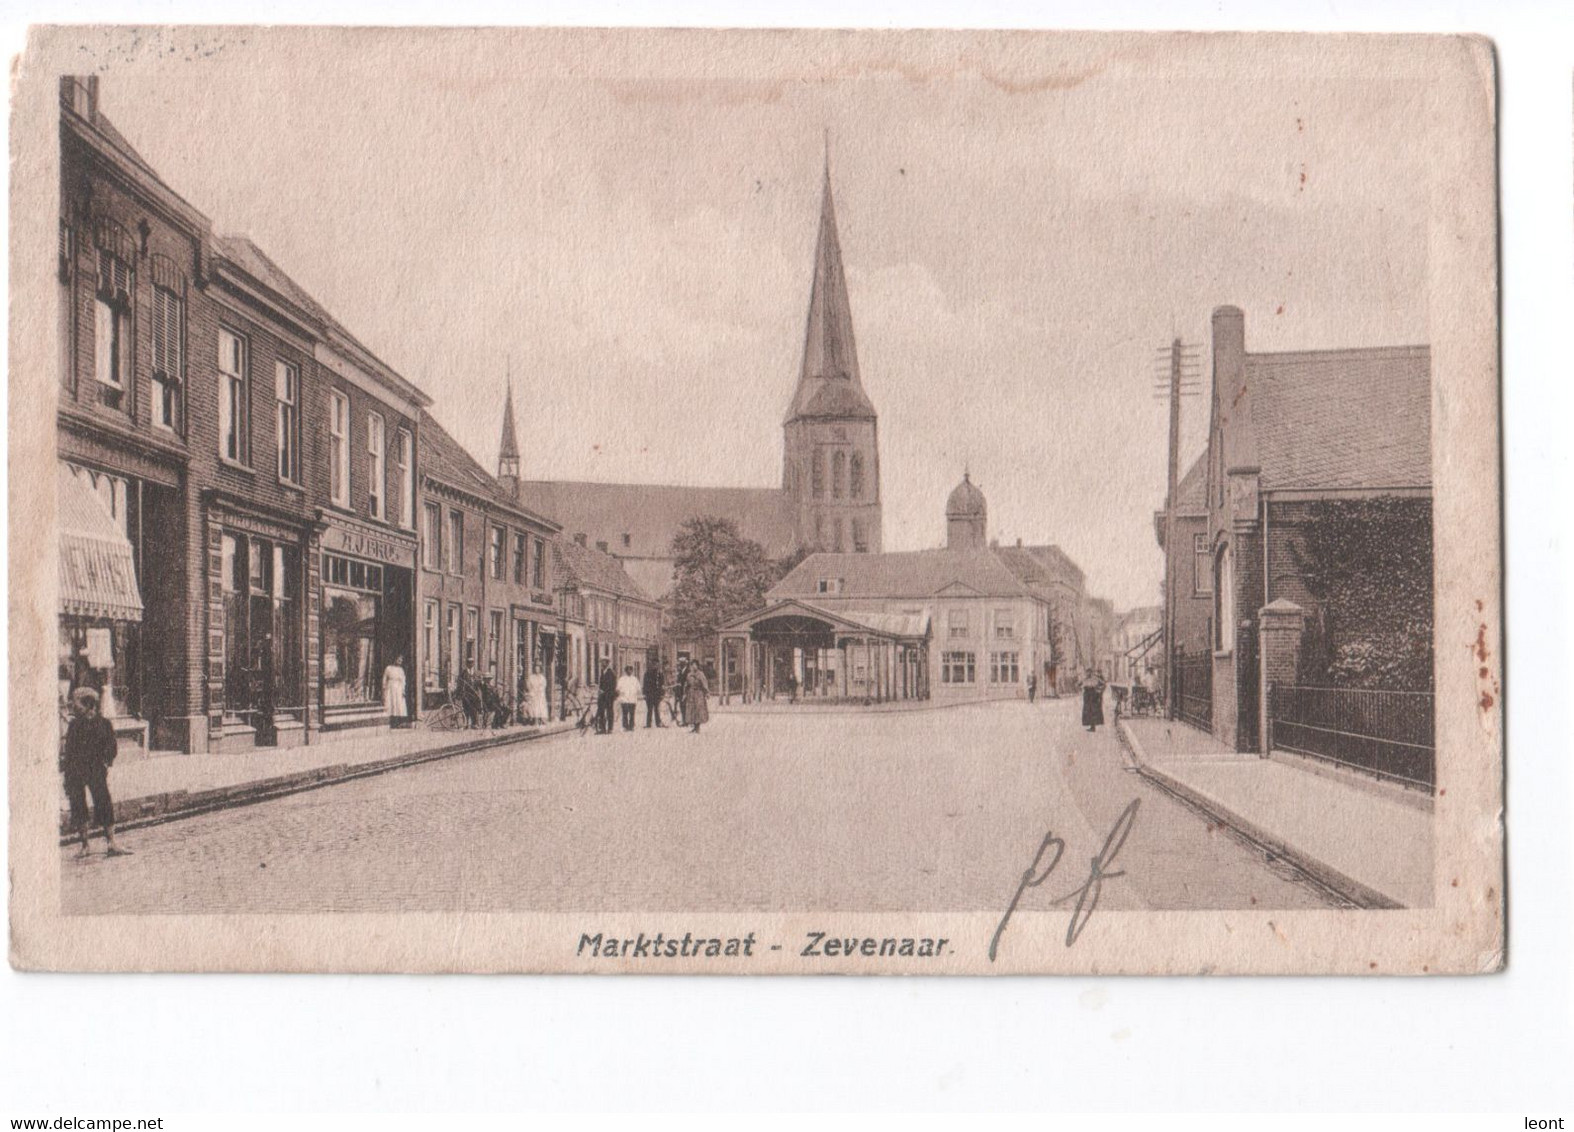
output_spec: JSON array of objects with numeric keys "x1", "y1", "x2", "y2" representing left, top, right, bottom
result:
[
  {"x1": 781, "y1": 148, "x2": 883, "y2": 556},
  {"x1": 784, "y1": 153, "x2": 876, "y2": 424},
  {"x1": 497, "y1": 372, "x2": 521, "y2": 496}
]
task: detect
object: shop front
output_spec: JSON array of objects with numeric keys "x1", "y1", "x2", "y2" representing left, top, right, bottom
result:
[
  {"x1": 317, "y1": 515, "x2": 417, "y2": 732},
  {"x1": 58, "y1": 462, "x2": 147, "y2": 757}
]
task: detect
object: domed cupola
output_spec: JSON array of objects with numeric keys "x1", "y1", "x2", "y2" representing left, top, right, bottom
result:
[{"x1": 946, "y1": 472, "x2": 987, "y2": 549}]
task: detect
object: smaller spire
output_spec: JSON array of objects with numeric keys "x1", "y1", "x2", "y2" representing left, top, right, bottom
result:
[{"x1": 498, "y1": 367, "x2": 521, "y2": 478}]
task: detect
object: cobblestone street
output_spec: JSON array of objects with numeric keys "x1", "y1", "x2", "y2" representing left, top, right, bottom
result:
[{"x1": 61, "y1": 700, "x2": 1336, "y2": 915}]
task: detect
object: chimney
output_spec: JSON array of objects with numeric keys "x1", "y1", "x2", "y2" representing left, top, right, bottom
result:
[
  {"x1": 574, "y1": 533, "x2": 587, "y2": 547},
  {"x1": 62, "y1": 76, "x2": 100, "y2": 120}
]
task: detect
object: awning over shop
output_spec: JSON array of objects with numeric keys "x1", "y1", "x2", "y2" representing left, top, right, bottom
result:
[
  {"x1": 58, "y1": 465, "x2": 143, "y2": 622},
  {"x1": 1125, "y1": 626, "x2": 1163, "y2": 661}
]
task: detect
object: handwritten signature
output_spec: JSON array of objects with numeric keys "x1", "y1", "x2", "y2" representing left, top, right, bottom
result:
[{"x1": 987, "y1": 798, "x2": 1141, "y2": 961}]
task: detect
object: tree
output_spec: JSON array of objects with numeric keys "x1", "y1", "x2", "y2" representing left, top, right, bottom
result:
[
  {"x1": 668, "y1": 517, "x2": 778, "y2": 640},
  {"x1": 1287, "y1": 496, "x2": 1433, "y2": 690}
]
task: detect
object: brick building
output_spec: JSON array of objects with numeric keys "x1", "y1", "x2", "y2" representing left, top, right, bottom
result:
[
  {"x1": 553, "y1": 535, "x2": 664, "y2": 695},
  {"x1": 1191, "y1": 305, "x2": 1432, "y2": 752},
  {"x1": 416, "y1": 397, "x2": 561, "y2": 718},
  {"x1": 57, "y1": 77, "x2": 432, "y2": 753},
  {"x1": 1153, "y1": 452, "x2": 1212, "y2": 725}
]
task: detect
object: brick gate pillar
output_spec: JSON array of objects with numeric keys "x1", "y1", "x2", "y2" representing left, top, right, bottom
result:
[{"x1": 1257, "y1": 599, "x2": 1306, "y2": 755}]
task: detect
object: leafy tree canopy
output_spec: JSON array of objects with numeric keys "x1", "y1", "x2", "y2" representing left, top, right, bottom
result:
[{"x1": 668, "y1": 517, "x2": 779, "y2": 639}]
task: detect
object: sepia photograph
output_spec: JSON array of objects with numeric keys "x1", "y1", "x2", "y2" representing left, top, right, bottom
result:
[{"x1": 9, "y1": 26, "x2": 1501, "y2": 975}]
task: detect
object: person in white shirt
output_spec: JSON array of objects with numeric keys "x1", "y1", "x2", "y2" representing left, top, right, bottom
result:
[{"x1": 616, "y1": 666, "x2": 642, "y2": 732}]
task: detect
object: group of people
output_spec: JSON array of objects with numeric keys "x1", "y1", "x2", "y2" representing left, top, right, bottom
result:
[{"x1": 592, "y1": 658, "x2": 710, "y2": 736}]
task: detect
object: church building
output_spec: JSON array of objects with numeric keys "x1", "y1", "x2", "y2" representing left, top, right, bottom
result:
[{"x1": 518, "y1": 158, "x2": 883, "y2": 603}]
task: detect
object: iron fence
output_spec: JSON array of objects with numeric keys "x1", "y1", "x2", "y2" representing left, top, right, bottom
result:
[
  {"x1": 1172, "y1": 652, "x2": 1212, "y2": 732},
  {"x1": 1267, "y1": 683, "x2": 1434, "y2": 790}
]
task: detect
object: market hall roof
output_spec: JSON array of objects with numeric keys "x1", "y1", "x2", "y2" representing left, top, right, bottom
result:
[{"x1": 770, "y1": 548, "x2": 1038, "y2": 602}]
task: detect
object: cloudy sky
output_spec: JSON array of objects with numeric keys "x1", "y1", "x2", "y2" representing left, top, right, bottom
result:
[{"x1": 87, "y1": 29, "x2": 1436, "y2": 609}]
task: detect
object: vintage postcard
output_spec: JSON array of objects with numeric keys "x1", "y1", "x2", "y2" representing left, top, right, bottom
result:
[{"x1": 8, "y1": 27, "x2": 1501, "y2": 973}]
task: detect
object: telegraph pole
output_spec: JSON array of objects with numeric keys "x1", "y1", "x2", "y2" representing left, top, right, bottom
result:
[{"x1": 1154, "y1": 338, "x2": 1200, "y2": 716}]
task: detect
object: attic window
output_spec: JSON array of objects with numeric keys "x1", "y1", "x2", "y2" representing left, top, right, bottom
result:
[{"x1": 817, "y1": 577, "x2": 843, "y2": 595}]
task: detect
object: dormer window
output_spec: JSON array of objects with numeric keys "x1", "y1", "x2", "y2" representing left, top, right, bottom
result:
[{"x1": 816, "y1": 577, "x2": 844, "y2": 595}]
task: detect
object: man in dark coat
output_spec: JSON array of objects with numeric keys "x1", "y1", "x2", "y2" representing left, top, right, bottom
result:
[
  {"x1": 61, "y1": 687, "x2": 129, "y2": 857},
  {"x1": 643, "y1": 663, "x2": 666, "y2": 728},
  {"x1": 1080, "y1": 668, "x2": 1107, "y2": 732},
  {"x1": 595, "y1": 661, "x2": 618, "y2": 735}
]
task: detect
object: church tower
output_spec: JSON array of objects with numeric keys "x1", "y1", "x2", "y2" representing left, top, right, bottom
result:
[
  {"x1": 782, "y1": 152, "x2": 882, "y2": 554},
  {"x1": 497, "y1": 378, "x2": 521, "y2": 499}
]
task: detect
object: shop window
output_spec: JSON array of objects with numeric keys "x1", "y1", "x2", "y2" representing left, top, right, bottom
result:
[
  {"x1": 423, "y1": 599, "x2": 440, "y2": 691},
  {"x1": 421, "y1": 502, "x2": 442, "y2": 570},
  {"x1": 445, "y1": 605, "x2": 460, "y2": 689},
  {"x1": 217, "y1": 329, "x2": 249, "y2": 463},
  {"x1": 221, "y1": 533, "x2": 302, "y2": 719},
  {"x1": 367, "y1": 413, "x2": 386, "y2": 520},
  {"x1": 396, "y1": 428, "x2": 414, "y2": 529},
  {"x1": 329, "y1": 390, "x2": 350, "y2": 507},
  {"x1": 488, "y1": 610, "x2": 504, "y2": 677},
  {"x1": 275, "y1": 361, "x2": 300, "y2": 483},
  {"x1": 942, "y1": 651, "x2": 976, "y2": 684},
  {"x1": 322, "y1": 551, "x2": 383, "y2": 708}
]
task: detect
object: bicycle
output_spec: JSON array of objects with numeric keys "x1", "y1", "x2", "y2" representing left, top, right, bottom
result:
[
  {"x1": 558, "y1": 688, "x2": 598, "y2": 736},
  {"x1": 421, "y1": 687, "x2": 470, "y2": 732}
]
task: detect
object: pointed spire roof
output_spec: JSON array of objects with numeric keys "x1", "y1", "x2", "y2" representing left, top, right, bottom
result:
[
  {"x1": 785, "y1": 153, "x2": 877, "y2": 423},
  {"x1": 498, "y1": 378, "x2": 521, "y2": 465}
]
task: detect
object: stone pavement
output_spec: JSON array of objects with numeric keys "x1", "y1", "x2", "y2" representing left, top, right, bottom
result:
[
  {"x1": 1118, "y1": 716, "x2": 1434, "y2": 909},
  {"x1": 61, "y1": 718, "x2": 578, "y2": 839}
]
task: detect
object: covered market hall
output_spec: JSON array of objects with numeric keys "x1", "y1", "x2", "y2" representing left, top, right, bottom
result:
[{"x1": 714, "y1": 599, "x2": 930, "y2": 704}]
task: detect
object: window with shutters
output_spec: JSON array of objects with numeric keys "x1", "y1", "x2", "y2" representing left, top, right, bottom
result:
[
  {"x1": 150, "y1": 285, "x2": 183, "y2": 431},
  {"x1": 94, "y1": 250, "x2": 133, "y2": 412}
]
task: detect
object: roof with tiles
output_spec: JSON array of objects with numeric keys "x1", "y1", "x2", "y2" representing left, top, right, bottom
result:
[
  {"x1": 1247, "y1": 346, "x2": 1431, "y2": 492},
  {"x1": 419, "y1": 412, "x2": 559, "y2": 530},
  {"x1": 553, "y1": 537, "x2": 659, "y2": 604},
  {"x1": 519, "y1": 481, "x2": 798, "y2": 563}
]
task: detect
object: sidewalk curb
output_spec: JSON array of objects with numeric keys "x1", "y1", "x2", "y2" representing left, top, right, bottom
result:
[
  {"x1": 1116, "y1": 719, "x2": 1404, "y2": 910},
  {"x1": 713, "y1": 694, "x2": 1058, "y2": 717},
  {"x1": 59, "y1": 722, "x2": 580, "y2": 844}
]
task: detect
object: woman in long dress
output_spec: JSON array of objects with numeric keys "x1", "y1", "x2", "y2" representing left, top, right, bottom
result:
[
  {"x1": 684, "y1": 664, "x2": 710, "y2": 734},
  {"x1": 1080, "y1": 668, "x2": 1106, "y2": 732},
  {"x1": 382, "y1": 654, "x2": 409, "y2": 728},
  {"x1": 526, "y1": 666, "x2": 549, "y2": 724}
]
